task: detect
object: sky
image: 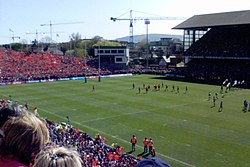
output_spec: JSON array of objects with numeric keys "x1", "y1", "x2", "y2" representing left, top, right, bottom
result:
[{"x1": 0, "y1": 0, "x2": 249, "y2": 44}]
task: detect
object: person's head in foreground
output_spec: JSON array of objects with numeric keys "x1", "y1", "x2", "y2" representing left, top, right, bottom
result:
[
  {"x1": 0, "y1": 100, "x2": 24, "y2": 146},
  {"x1": 0, "y1": 100, "x2": 23, "y2": 128},
  {"x1": 0, "y1": 111, "x2": 49, "y2": 166},
  {"x1": 32, "y1": 146, "x2": 83, "y2": 167}
]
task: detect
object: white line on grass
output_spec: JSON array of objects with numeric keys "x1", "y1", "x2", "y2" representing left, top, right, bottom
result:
[
  {"x1": 6, "y1": 95, "x2": 196, "y2": 167},
  {"x1": 81, "y1": 99, "x2": 208, "y2": 123},
  {"x1": 164, "y1": 99, "x2": 208, "y2": 109},
  {"x1": 80, "y1": 110, "x2": 148, "y2": 123},
  {"x1": 37, "y1": 107, "x2": 195, "y2": 167}
]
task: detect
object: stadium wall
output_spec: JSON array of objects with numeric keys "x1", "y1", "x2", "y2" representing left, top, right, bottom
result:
[{"x1": 0, "y1": 74, "x2": 133, "y2": 86}]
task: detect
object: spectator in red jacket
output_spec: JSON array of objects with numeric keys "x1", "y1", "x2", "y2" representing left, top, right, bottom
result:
[{"x1": 131, "y1": 135, "x2": 137, "y2": 152}]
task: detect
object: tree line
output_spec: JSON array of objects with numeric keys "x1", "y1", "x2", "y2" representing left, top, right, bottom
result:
[{"x1": 1, "y1": 33, "x2": 122, "y2": 58}]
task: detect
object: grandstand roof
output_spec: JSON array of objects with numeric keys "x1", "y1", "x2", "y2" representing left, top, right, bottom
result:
[{"x1": 173, "y1": 10, "x2": 250, "y2": 29}]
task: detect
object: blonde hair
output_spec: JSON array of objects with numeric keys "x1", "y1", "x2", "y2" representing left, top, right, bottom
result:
[
  {"x1": 33, "y1": 146, "x2": 82, "y2": 167},
  {"x1": 0, "y1": 112, "x2": 49, "y2": 165}
]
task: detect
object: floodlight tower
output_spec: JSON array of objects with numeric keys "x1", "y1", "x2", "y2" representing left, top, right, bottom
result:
[
  {"x1": 8, "y1": 28, "x2": 20, "y2": 49},
  {"x1": 26, "y1": 30, "x2": 39, "y2": 42},
  {"x1": 145, "y1": 19, "x2": 150, "y2": 68},
  {"x1": 98, "y1": 45, "x2": 101, "y2": 82},
  {"x1": 111, "y1": 10, "x2": 185, "y2": 48},
  {"x1": 9, "y1": 28, "x2": 13, "y2": 49}
]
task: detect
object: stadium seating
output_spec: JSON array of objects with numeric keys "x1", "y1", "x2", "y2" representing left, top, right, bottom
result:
[
  {"x1": 46, "y1": 119, "x2": 139, "y2": 166},
  {"x1": 185, "y1": 26, "x2": 250, "y2": 58},
  {"x1": 173, "y1": 26, "x2": 250, "y2": 85},
  {"x1": 0, "y1": 49, "x2": 172, "y2": 84},
  {"x1": 0, "y1": 49, "x2": 100, "y2": 83}
]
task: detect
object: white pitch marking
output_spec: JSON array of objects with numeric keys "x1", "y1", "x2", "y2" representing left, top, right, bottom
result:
[
  {"x1": 36, "y1": 107, "x2": 196, "y2": 167},
  {"x1": 81, "y1": 98, "x2": 208, "y2": 124},
  {"x1": 160, "y1": 136, "x2": 165, "y2": 139},
  {"x1": 8, "y1": 95, "x2": 196, "y2": 167},
  {"x1": 80, "y1": 110, "x2": 148, "y2": 123}
]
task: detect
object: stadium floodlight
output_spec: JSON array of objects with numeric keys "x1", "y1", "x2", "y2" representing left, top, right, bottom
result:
[
  {"x1": 84, "y1": 42, "x2": 87, "y2": 83},
  {"x1": 9, "y1": 28, "x2": 13, "y2": 49},
  {"x1": 98, "y1": 45, "x2": 101, "y2": 82},
  {"x1": 145, "y1": 19, "x2": 150, "y2": 69}
]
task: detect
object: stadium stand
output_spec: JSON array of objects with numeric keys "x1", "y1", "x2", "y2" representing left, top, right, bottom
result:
[
  {"x1": 46, "y1": 119, "x2": 139, "y2": 166},
  {"x1": 0, "y1": 49, "x2": 100, "y2": 83},
  {"x1": 2, "y1": 9, "x2": 250, "y2": 166},
  {"x1": 0, "y1": 99, "x2": 140, "y2": 166},
  {"x1": 172, "y1": 10, "x2": 250, "y2": 87},
  {"x1": 0, "y1": 106, "x2": 49, "y2": 167}
]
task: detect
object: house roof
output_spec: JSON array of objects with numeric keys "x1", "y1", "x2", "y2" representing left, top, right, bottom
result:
[{"x1": 173, "y1": 10, "x2": 250, "y2": 29}]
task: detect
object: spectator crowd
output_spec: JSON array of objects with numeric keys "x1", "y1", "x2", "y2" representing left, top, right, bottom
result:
[
  {"x1": 0, "y1": 48, "x2": 177, "y2": 84},
  {"x1": 177, "y1": 26, "x2": 250, "y2": 85},
  {"x1": 0, "y1": 49, "x2": 100, "y2": 83},
  {"x1": 46, "y1": 119, "x2": 139, "y2": 166},
  {"x1": 0, "y1": 99, "x2": 141, "y2": 167}
]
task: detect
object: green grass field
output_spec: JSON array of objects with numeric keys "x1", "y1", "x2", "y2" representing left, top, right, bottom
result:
[{"x1": 1, "y1": 74, "x2": 250, "y2": 167}]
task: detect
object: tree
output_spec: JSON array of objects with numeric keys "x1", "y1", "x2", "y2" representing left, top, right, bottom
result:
[
  {"x1": 21, "y1": 39, "x2": 28, "y2": 45},
  {"x1": 136, "y1": 39, "x2": 147, "y2": 52},
  {"x1": 75, "y1": 48, "x2": 85, "y2": 57},
  {"x1": 65, "y1": 50, "x2": 74, "y2": 56},
  {"x1": 11, "y1": 43, "x2": 22, "y2": 51},
  {"x1": 92, "y1": 35, "x2": 103, "y2": 44},
  {"x1": 93, "y1": 40, "x2": 121, "y2": 47},
  {"x1": 40, "y1": 36, "x2": 51, "y2": 44},
  {"x1": 79, "y1": 40, "x2": 92, "y2": 49},
  {"x1": 70, "y1": 32, "x2": 81, "y2": 49}
]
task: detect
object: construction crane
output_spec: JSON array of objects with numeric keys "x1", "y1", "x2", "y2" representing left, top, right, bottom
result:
[
  {"x1": 0, "y1": 35, "x2": 20, "y2": 49},
  {"x1": 7, "y1": 28, "x2": 21, "y2": 48},
  {"x1": 26, "y1": 30, "x2": 42, "y2": 42},
  {"x1": 40, "y1": 21, "x2": 84, "y2": 43},
  {"x1": 111, "y1": 10, "x2": 185, "y2": 48},
  {"x1": 26, "y1": 30, "x2": 64, "y2": 43}
]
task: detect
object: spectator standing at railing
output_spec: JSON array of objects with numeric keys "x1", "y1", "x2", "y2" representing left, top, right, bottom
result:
[
  {"x1": 131, "y1": 135, "x2": 137, "y2": 152},
  {"x1": 148, "y1": 138, "x2": 154, "y2": 153},
  {"x1": 143, "y1": 137, "x2": 149, "y2": 153}
]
